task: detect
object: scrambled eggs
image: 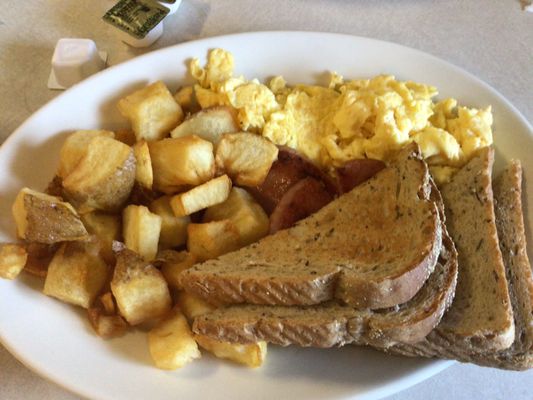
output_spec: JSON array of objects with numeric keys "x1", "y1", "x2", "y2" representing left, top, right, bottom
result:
[{"x1": 190, "y1": 49, "x2": 493, "y2": 183}]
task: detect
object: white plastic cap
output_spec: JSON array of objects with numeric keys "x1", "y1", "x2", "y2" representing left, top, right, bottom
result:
[{"x1": 51, "y1": 39, "x2": 105, "y2": 88}]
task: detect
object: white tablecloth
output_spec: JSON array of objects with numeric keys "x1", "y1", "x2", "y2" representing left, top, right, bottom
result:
[{"x1": 1, "y1": 1, "x2": 532, "y2": 399}]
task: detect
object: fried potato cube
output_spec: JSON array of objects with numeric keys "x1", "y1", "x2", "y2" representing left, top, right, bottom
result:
[
  {"x1": 99, "y1": 292, "x2": 116, "y2": 314},
  {"x1": 128, "y1": 183, "x2": 159, "y2": 207},
  {"x1": 111, "y1": 247, "x2": 171, "y2": 325},
  {"x1": 87, "y1": 307, "x2": 128, "y2": 339},
  {"x1": 81, "y1": 212, "x2": 121, "y2": 265},
  {"x1": 170, "y1": 175, "x2": 232, "y2": 217},
  {"x1": 123, "y1": 205, "x2": 162, "y2": 261},
  {"x1": 204, "y1": 187, "x2": 269, "y2": 247},
  {"x1": 177, "y1": 291, "x2": 215, "y2": 320},
  {"x1": 194, "y1": 335, "x2": 267, "y2": 368},
  {"x1": 133, "y1": 140, "x2": 153, "y2": 189},
  {"x1": 12, "y1": 188, "x2": 88, "y2": 243},
  {"x1": 157, "y1": 250, "x2": 197, "y2": 289},
  {"x1": 118, "y1": 81, "x2": 184, "y2": 142},
  {"x1": 45, "y1": 176, "x2": 64, "y2": 198},
  {"x1": 171, "y1": 106, "x2": 239, "y2": 144},
  {"x1": 194, "y1": 85, "x2": 226, "y2": 109},
  {"x1": 114, "y1": 129, "x2": 136, "y2": 146},
  {"x1": 149, "y1": 135, "x2": 215, "y2": 193},
  {"x1": 57, "y1": 130, "x2": 115, "y2": 179},
  {"x1": 0, "y1": 244, "x2": 28, "y2": 280},
  {"x1": 173, "y1": 85, "x2": 200, "y2": 114},
  {"x1": 215, "y1": 132, "x2": 278, "y2": 186},
  {"x1": 88, "y1": 291, "x2": 126, "y2": 338},
  {"x1": 149, "y1": 196, "x2": 189, "y2": 249},
  {"x1": 176, "y1": 291, "x2": 267, "y2": 367},
  {"x1": 62, "y1": 136, "x2": 136, "y2": 212},
  {"x1": 148, "y1": 308, "x2": 201, "y2": 370},
  {"x1": 24, "y1": 243, "x2": 58, "y2": 278},
  {"x1": 187, "y1": 220, "x2": 240, "y2": 261},
  {"x1": 43, "y1": 240, "x2": 109, "y2": 309}
]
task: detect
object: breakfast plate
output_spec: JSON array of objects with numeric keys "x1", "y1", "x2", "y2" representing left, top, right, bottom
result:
[{"x1": 0, "y1": 31, "x2": 531, "y2": 400}]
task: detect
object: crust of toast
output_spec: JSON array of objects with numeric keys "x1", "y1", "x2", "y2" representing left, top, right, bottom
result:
[
  {"x1": 192, "y1": 219, "x2": 457, "y2": 348},
  {"x1": 181, "y1": 144, "x2": 442, "y2": 309}
]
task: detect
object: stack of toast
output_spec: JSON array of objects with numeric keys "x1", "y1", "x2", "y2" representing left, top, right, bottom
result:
[{"x1": 180, "y1": 143, "x2": 533, "y2": 370}]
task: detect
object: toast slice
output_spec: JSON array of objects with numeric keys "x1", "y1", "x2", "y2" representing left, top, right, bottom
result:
[
  {"x1": 192, "y1": 217, "x2": 457, "y2": 348},
  {"x1": 180, "y1": 144, "x2": 442, "y2": 309},
  {"x1": 391, "y1": 160, "x2": 532, "y2": 369},
  {"x1": 429, "y1": 147, "x2": 514, "y2": 352},
  {"x1": 488, "y1": 160, "x2": 533, "y2": 368}
]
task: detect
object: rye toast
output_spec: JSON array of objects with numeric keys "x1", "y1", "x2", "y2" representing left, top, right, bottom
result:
[
  {"x1": 390, "y1": 159, "x2": 532, "y2": 369},
  {"x1": 192, "y1": 218, "x2": 457, "y2": 347},
  {"x1": 180, "y1": 144, "x2": 442, "y2": 309}
]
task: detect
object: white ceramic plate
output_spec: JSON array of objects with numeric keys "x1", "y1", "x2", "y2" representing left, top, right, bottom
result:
[{"x1": 1, "y1": 32, "x2": 531, "y2": 400}]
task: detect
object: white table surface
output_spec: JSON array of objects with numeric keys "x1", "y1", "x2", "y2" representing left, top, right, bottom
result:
[{"x1": 1, "y1": 1, "x2": 532, "y2": 399}]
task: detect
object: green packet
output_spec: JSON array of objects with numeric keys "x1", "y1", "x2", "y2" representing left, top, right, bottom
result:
[{"x1": 103, "y1": 0, "x2": 169, "y2": 39}]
